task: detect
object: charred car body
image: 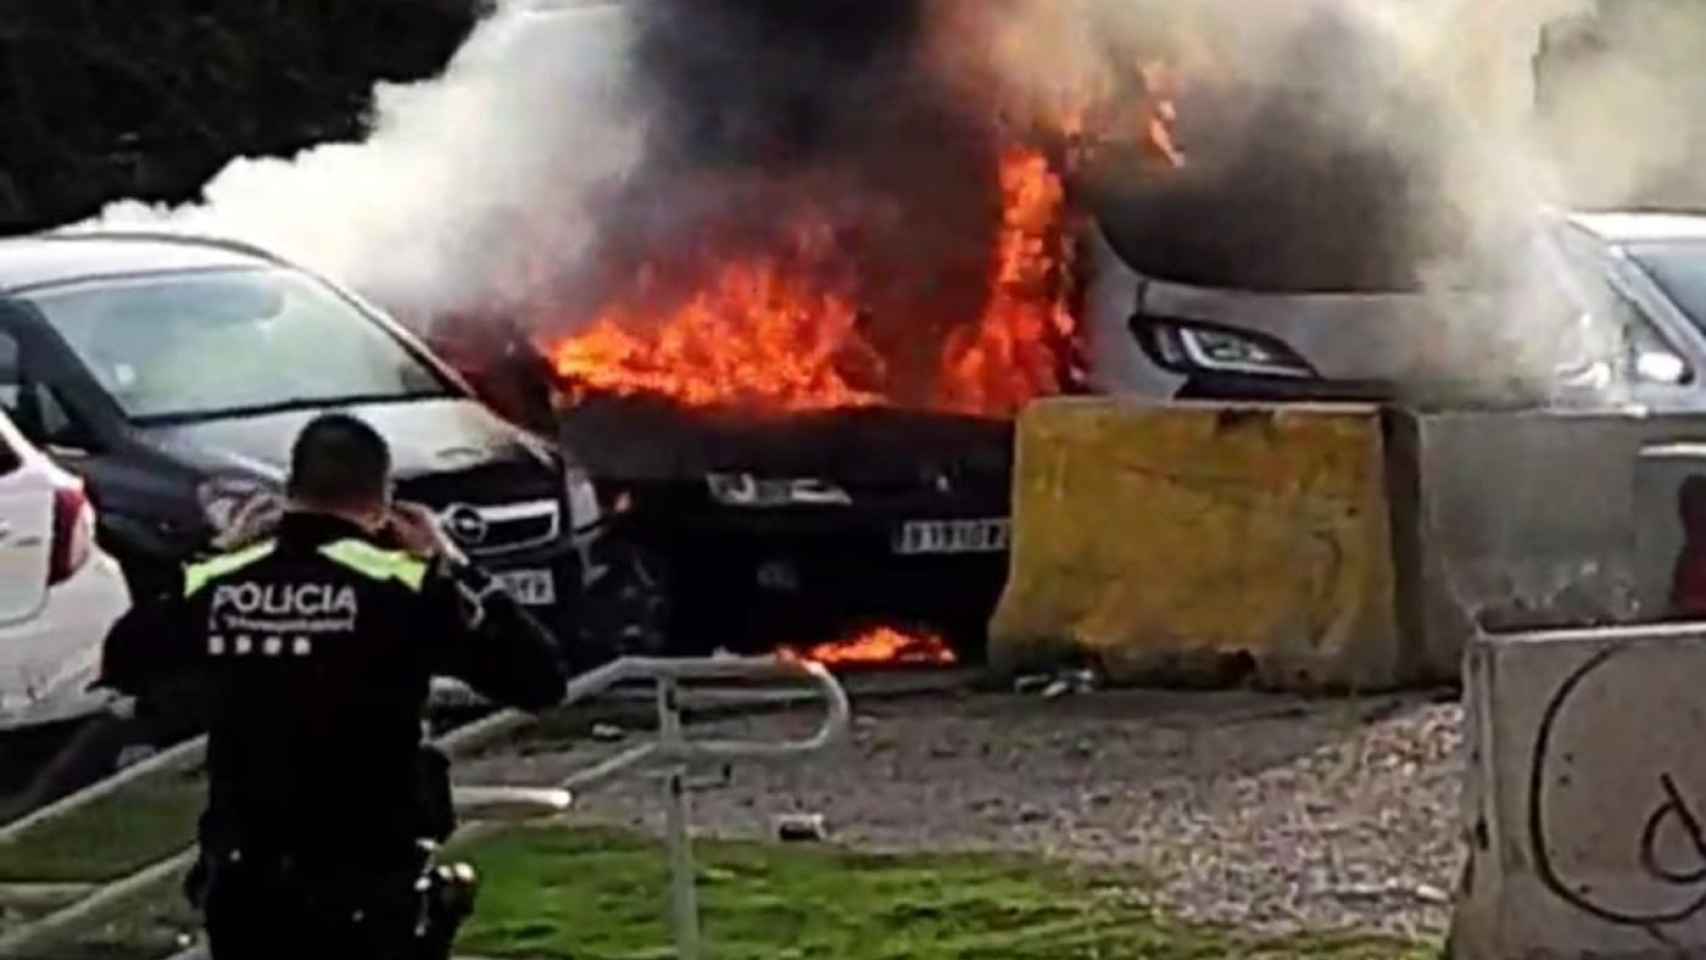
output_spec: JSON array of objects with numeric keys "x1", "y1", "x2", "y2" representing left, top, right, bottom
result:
[
  {"x1": 553, "y1": 396, "x2": 1014, "y2": 660},
  {"x1": 0, "y1": 232, "x2": 601, "y2": 669}
]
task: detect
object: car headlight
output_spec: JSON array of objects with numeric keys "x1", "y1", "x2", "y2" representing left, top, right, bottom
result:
[
  {"x1": 1133, "y1": 315, "x2": 1316, "y2": 379},
  {"x1": 564, "y1": 465, "x2": 604, "y2": 532},
  {"x1": 705, "y1": 473, "x2": 852, "y2": 508}
]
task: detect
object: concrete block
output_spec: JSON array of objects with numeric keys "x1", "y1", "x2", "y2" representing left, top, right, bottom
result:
[
  {"x1": 1635, "y1": 443, "x2": 1706, "y2": 617},
  {"x1": 1386, "y1": 409, "x2": 1706, "y2": 681},
  {"x1": 1453, "y1": 623, "x2": 1706, "y2": 959},
  {"x1": 988, "y1": 398, "x2": 1403, "y2": 692}
]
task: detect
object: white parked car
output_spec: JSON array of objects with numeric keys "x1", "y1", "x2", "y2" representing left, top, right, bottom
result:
[{"x1": 0, "y1": 407, "x2": 129, "y2": 734}]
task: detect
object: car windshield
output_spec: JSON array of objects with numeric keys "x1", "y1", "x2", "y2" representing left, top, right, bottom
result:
[
  {"x1": 22, "y1": 268, "x2": 454, "y2": 422},
  {"x1": 1629, "y1": 243, "x2": 1706, "y2": 332}
]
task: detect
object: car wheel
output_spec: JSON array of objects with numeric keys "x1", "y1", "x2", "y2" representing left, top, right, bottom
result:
[{"x1": 583, "y1": 543, "x2": 674, "y2": 660}]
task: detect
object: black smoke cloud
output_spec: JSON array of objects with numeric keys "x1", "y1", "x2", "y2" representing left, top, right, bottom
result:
[
  {"x1": 599, "y1": 0, "x2": 1480, "y2": 297},
  {"x1": 555, "y1": 0, "x2": 1012, "y2": 403},
  {"x1": 1085, "y1": 5, "x2": 1469, "y2": 292},
  {"x1": 626, "y1": 0, "x2": 928, "y2": 172}
]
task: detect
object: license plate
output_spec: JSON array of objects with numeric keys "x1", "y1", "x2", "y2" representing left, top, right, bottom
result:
[
  {"x1": 497, "y1": 569, "x2": 556, "y2": 606},
  {"x1": 893, "y1": 519, "x2": 1011, "y2": 555}
]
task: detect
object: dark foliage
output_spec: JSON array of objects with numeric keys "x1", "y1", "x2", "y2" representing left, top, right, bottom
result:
[{"x1": 0, "y1": 0, "x2": 484, "y2": 233}]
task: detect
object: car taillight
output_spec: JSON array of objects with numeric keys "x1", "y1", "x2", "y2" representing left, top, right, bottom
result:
[{"x1": 48, "y1": 478, "x2": 94, "y2": 587}]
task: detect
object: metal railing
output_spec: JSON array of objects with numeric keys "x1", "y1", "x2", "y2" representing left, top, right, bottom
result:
[
  {"x1": 1, "y1": 656, "x2": 848, "y2": 960},
  {"x1": 535, "y1": 656, "x2": 852, "y2": 960}
]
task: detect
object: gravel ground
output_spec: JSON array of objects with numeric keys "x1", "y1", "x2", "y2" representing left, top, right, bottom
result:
[{"x1": 457, "y1": 686, "x2": 1464, "y2": 941}]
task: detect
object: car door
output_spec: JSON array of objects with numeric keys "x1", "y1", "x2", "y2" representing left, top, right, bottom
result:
[{"x1": 0, "y1": 335, "x2": 53, "y2": 623}]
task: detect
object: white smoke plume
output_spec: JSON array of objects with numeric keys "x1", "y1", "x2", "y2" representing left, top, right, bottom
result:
[{"x1": 80, "y1": 0, "x2": 643, "y2": 324}]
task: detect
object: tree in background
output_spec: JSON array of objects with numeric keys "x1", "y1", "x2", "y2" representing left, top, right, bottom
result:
[{"x1": 0, "y1": 0, "x2": 485, "y2": 231}]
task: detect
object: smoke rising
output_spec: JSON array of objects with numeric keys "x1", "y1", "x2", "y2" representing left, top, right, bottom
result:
[
  {"x1": 1536, "y1": 0, "x2": 1706, "y2": 210},
  {"x1": 86, "y1": 1, "x2": 646, "y2": 322},
  {"x1": 72, "y1": 0, "x2": 1706, "y2": 407}
]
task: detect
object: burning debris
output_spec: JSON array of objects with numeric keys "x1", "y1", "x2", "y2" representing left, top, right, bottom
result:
[{"x1": 780, "y1": 627, "x2": 959, "y2": 669}]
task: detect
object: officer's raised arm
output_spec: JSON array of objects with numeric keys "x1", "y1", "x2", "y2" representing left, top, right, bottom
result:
[{"x1": 391, "y1": 501, "x2": 567, "y2": 710}]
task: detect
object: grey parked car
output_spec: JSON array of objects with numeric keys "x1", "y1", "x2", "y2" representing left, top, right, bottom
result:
[{"x1": 1080, "y1": 209, "x2": 1706, "y2": 411}]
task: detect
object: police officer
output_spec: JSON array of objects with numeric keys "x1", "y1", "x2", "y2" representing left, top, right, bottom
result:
[{"x1": 97, "y1": 413, "x2": 567, "y2": 959}]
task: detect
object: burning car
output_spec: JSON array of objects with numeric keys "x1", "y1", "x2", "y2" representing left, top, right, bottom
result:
[{"x1": 398, "y1": 0, "x2": 1136, "y2": 664}]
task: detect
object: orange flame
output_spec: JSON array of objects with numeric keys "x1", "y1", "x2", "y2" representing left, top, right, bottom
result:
[
  {"x1": 936, "y1": 147, "x2": 1076, "y2": 417},
  {"x1": 540, "y1": 60, "x2": 1183, "y2": 419},
  {"x1": 779, "y1": 626, "x2": 958, "y2": 668},
  {"x1": 545, "y1": 146, "x2": 1075, "y2": 417},
  {"x1": 545, "y1": 254, "x2": 886, "y2": 412},
  {"x1": 1054, "y1": 58, "x2": 1186, "y2": 173}
]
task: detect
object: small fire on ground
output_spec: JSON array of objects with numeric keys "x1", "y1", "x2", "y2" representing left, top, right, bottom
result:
[{"x1": 779, "y1": 626, "x2": 959, "y2": 668}]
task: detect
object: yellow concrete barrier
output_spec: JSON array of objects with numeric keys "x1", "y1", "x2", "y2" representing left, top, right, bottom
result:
[{"x1": 989, "y1": 399, "x2": 1404, "y2": 692}]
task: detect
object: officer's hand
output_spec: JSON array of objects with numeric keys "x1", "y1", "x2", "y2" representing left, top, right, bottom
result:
[{"x1": 388, "y1": 501, "x2": 467, "y2": 564}]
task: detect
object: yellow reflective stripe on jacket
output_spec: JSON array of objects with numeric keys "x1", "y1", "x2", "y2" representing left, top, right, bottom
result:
[
  {"x1": 319, "y1": 539, "x2": 428, "y2": 592},
  {"x1": 183, "y1": 542, "x2": 278, "y2": 597}
]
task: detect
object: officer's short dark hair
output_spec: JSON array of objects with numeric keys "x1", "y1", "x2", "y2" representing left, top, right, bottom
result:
[{"x1": 287, "y1": 413, "x2": 391, "y2": 509}]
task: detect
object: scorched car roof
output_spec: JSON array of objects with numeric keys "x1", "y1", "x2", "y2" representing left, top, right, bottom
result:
[{"x1": 0, "y1": 232, "x2": 278, "y2": 295}]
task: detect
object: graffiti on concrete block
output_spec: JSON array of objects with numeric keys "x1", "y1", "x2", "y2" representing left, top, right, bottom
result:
[{"x1": 1529, "y1": 644, "x2": 1706, "y2": 931}]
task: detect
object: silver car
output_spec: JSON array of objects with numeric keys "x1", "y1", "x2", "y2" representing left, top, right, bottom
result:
[{"x1": 1080, "y1": 209, "x2": 1706, "y2": 411}]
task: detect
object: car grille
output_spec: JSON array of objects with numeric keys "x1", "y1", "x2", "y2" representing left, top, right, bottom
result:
[
  {"x1": 437, "y1": 498, "x2": 562, "y2": 557},
  {"x1": 399, "y1": 462, "x2": 558, "y2": 505}
]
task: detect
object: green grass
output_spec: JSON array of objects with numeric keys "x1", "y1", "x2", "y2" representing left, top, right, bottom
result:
[
  {"x1": 454, "y1": 827, "x2": 1436, "y2": 960},
  {"x1": 7, "y1": 861, "x2": 201, "y2": 960},
  {"x1": 3, "y1": 821, "x2": 1439, "y2": 959},
  {"x1": 0, "y1": 768, "x2": 203, "y2": 884}
]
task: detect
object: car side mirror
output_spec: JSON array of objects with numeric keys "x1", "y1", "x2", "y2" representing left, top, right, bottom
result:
[{"x1": 1636, "y1": 349, "x2": 1690, "y2": 386}]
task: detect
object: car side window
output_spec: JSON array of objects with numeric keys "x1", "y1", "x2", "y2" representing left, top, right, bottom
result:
[
  {"x1": 1556, "y1": 227, "x2": 1691, "y2": 386},
  {"x1": 0, "y1": 421, "x2": 18, "y2": 477},
  {"x1": 0, "y1": 328, "x2": 97, "y2": 450},
  {"x1": 0, "y1": 330, "x2": 23, "y2": 422},
  {"x1": 1598, "y1": 267, "x2": 1694, "y2": 386},
  {"x1": 0, "y1": 332, "x2": 30, "y2": 473}
]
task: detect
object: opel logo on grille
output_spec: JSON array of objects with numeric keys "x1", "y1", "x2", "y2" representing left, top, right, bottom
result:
[
  {"x1": 442, "y1": 504, "x2": 489, "y2": 546},
  {"x1": 437, "y1": 446, "x2": 486, "y2": 467}
]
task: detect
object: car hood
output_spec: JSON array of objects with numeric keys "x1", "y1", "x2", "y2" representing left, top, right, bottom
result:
[
  {"x1": 1138, "y1": 275, "x2": 1501, "y2": 382},
  {"x1": 136, "y1": 397, "x2": 557, "y2": 485},
  {"x1": 1086, "y1": 217, "x2": 1617, "y2": 405},
  {"x1": 559, "y1": 396, "x2": 1013, "y2": 495}
]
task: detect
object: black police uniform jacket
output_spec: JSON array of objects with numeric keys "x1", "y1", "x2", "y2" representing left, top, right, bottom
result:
[{"x1": 96, "y1": 512, "x2": 567, "y2": 861}]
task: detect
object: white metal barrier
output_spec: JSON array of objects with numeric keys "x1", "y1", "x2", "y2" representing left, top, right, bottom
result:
[
  {"x1": 1, "y1": 656, "x2": 848, "y2": 960},
  {"x1": 541, "y1": 656, "x2": 852, "y2": 960}
]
